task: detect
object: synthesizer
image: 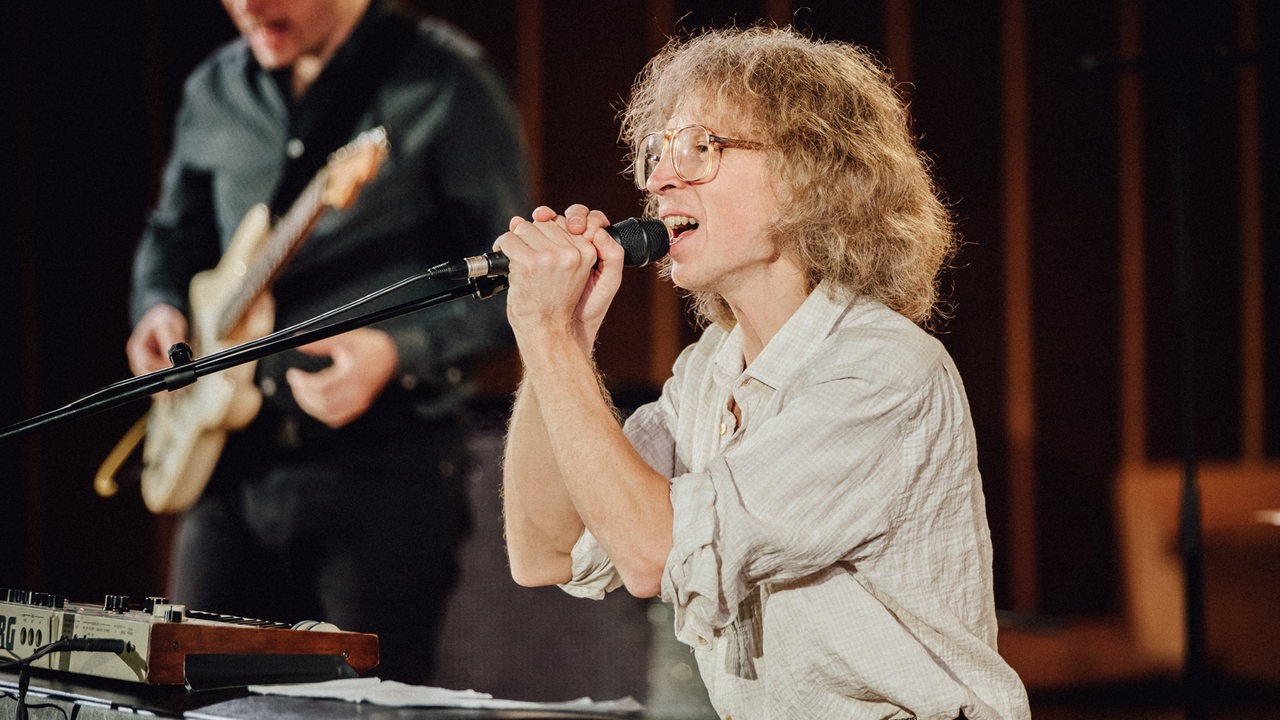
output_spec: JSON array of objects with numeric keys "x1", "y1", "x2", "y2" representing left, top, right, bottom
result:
[{"x1": 0, "y1": 589, "x2": 378, "y2": 685}]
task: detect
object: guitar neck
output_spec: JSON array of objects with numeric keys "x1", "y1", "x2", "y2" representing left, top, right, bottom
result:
[{"x1": 214, "y1": 170, "x2": 331, "y2": 339}]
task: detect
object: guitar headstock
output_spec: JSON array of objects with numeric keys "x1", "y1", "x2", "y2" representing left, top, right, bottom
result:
[{"x1": 322, "y1": 126, "x2": 390, "y2": 210}]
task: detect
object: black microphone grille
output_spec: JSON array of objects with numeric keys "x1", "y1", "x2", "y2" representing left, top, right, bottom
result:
[{"x1": 606, "y1": 217, "x2": 670, "y2": 267}]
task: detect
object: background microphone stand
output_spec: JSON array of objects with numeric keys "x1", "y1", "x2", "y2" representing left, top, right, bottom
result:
[
  {"x1": 0, "y1": 274, "x2": 507, "y2": 444},
  {"x1": 1084, "y1": 40, "x2": 1257, "y2": 720}
]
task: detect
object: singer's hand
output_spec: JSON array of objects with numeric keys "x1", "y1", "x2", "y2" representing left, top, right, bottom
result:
[
  {"x1": 285, "y1": 328, "x2": 397, "y2": 429},
  {"x1": 126, "y1": 304, "x2": 189, "y2": 376},
  {"x1": 550, "y1": 204, "x2": 626, "y2": 340},
  {"x1": 497, "y1": 204, "x2": 624, "y2": 350}
]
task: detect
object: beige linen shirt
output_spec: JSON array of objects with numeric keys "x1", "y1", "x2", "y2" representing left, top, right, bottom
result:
[{"x1": 562, "y1": 284, "x2": 1030, "y2": 720}]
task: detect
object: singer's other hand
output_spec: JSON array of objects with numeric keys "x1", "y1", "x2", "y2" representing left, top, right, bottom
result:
[
  {"x1": 497, "y1": 204, "x2": 625, "y2": 350},
  {"x1": 126, "y1": 304, "x2": 189, "y2": 376},
  {"x1": 285, "y1": 328, "x2": 397, "y2": 429},
  {"x1": 556, "y1": 204, "x2": 626, "y2": 328}
]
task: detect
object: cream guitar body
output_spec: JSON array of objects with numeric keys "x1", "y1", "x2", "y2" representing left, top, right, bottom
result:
[{"x1": 140, "y1": 205, "x2": 275, "y2": 513}]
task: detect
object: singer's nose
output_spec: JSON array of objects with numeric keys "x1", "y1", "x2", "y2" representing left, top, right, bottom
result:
[{"x1": 645, "y1": 150, "x2": 685, "y2": 193}]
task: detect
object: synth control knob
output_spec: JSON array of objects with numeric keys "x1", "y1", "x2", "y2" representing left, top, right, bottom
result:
[
  {"x1": 143, "y1": 596, "x2": 170, "y2": 614},
  {"x1": 291, "y1": 620, "x2": 341, "y2": 632},
  {"x1": 103, "y1": 595, "x2": 130, "y2": 613},
  {"x1": 34, "y1": 592, "x2": 64, "y2": 608}
]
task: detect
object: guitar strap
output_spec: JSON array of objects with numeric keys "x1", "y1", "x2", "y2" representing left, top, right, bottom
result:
[
  {"x1": 95, "y1": 414, "x2": 148, "y2": 498},
  {"x1": 266, "y1": 7, "x2": 416, "y2": 216}
]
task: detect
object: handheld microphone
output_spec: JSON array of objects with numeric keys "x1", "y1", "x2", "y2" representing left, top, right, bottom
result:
[{"x1": 427, "y1": 217, "x2": 670, "y2": 280}]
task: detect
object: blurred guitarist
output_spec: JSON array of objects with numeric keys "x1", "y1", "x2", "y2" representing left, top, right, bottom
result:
[{"x1": 124, "y1": 0, "x2": 528, "y2": 684}]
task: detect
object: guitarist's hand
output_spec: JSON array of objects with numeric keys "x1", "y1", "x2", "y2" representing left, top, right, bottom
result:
[
  {"x1": 126, "y1": 304, "x2": 190, "y2": 376},
  {"x1": 285, "y1": 328, "x2": 398, "y2": 429}
]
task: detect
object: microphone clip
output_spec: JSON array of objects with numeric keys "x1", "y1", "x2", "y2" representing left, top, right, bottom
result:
[{"x1": 469, "y1": 275, "x2": 509, "y2": 300}]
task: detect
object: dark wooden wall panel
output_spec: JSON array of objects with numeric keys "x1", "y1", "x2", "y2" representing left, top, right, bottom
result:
[
  {"x1": 908, "y1": 0, "x2": 1014, "y2": 606},
  {"x1": 1026, "y1": 0, "x2": 1124, "y2": 617}
]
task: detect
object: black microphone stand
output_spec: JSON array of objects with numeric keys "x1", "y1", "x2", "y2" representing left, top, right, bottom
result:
[
  {"x1": 1084, "y1": 38, "x2": 1257, "y2": 720},
  {"x1": 0, "y1": 274, "x2": 507, "y2": 443}
]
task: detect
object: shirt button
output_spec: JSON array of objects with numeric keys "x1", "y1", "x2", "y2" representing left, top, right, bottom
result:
[
  {"x1": 278, "y1": 416, "x2": 301, "y2": 448},
  {"x1": 718, "y1": 421, "x2": 727, "y2": 436},
  {"x1": 286, "y1": 138, "x2": 305, "y2": 158}
]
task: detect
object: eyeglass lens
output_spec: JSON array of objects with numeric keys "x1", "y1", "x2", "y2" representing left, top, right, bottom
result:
[{"x1": 637, "y1": 126, "x2": 715, "y2": 188}]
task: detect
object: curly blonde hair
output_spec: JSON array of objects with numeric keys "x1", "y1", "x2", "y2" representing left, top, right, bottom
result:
[{"x1": 620, "y1": 25, "x2": 956, "y2": 328}]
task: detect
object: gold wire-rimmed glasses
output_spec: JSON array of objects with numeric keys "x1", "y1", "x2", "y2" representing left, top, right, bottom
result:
[{"x1": 634, "y1": 124, "x2": 765, "y2": 189}]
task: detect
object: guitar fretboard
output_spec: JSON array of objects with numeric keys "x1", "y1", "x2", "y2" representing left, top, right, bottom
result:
[{"x1": 213, "y1": 171, "x2": 331, "y2": 340}]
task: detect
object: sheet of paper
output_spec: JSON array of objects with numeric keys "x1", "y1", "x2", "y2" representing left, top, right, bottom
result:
[{"x1": 248, "y1": 677, "x2": 644, "y2": 715}]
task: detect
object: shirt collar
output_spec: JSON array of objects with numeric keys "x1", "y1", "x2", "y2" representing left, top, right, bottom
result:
[{"x1": 714, "y1": 281, "x2": 853, "y2": 390}]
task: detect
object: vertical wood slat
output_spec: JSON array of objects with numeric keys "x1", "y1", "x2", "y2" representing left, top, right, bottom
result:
[
  {"x1": 1237, "y1": 0, "x2": 1265, "y2": 461},
  {"x1": 764, "y1": 0, "x2": 792, "y2": 28},
  {"x1": 515, "y1": 0, "x2": 545, "y2": 202},
  {"x1": 15, "y1": 2, "x2": 47, "y2": 589},
  {"x1": 146, "y1": 0, "x2": 175, "y2": 594},
  {"x1": 647, "y1": 0, "x2": 674, "y2": 49},
  {"x1": 1001, "y1": 0, "x2": 1037, "y2": 614},
  {"x1": 646, "y1": 0, "x2": 682, "y2": 387},
  {"x1": 1118, "y1": 0, "x2": 1147, "y2": 465},
  {"x1": 883, "y1": 0, "x2": 912, "y2": 86}
]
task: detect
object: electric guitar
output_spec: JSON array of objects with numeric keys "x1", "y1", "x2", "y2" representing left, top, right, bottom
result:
[{"x1": 99, "y1": 127, "x2": 389, "y2": 514}]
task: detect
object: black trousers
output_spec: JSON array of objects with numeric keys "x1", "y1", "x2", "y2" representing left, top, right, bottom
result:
[{"x1": 167, "y1": 408, "x2": 471, "y2": 685}]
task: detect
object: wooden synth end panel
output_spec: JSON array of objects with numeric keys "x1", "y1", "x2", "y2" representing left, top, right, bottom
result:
[{"x1": 1, "y1": 592, "x2": 379, "y2": 685}]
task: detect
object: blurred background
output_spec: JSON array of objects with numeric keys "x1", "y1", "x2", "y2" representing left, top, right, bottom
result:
[{"x1": 1, "y1": 0, "x2": 1277, "y2": 717}]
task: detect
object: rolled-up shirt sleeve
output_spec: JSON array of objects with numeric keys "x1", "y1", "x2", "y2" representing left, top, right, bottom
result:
[{"x1": 558, "y1": 530, "x2": 625, "y2": 599}]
